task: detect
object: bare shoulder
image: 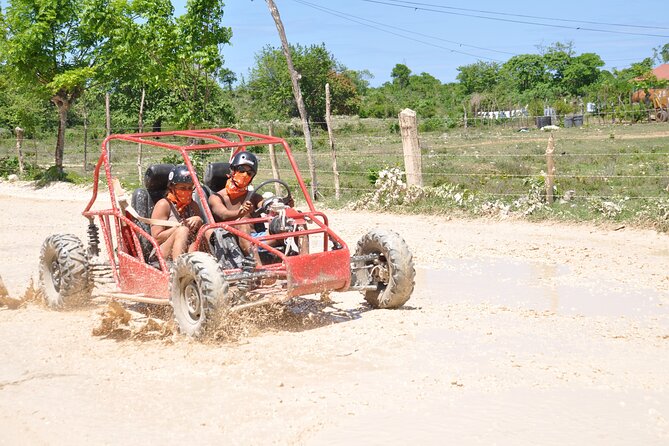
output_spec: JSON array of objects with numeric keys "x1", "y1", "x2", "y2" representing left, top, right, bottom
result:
[
  {"x1": 208, "y1": 191, "x2": 224, "y2": 206},
  {"x1": 151, "y1": 198, "x2": 170, "y2": 218}
]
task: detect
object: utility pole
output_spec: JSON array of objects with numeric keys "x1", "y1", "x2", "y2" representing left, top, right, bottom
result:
[{"x1": 265, "y1": 0, "x2": 318, "y2": 200}]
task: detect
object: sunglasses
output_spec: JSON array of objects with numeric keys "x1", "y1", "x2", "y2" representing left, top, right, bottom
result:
[{"x1": 235, "y1": 165, "x2": 254, "y2": 174}]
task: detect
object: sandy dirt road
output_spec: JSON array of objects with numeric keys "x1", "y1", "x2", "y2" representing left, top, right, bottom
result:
[{"x1": 1, "y1": 181, "x2": 668, "y2": 445}]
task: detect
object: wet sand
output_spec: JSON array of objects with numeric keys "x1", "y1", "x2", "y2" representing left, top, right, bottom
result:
[{"x1": 1, "y1": 181, "x2": 668, "y2": 445}]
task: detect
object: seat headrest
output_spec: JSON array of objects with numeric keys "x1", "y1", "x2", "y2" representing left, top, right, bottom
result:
[
  {"x1": 204, "y1": 162, "x2": 231, "y2": 192},
  {"x1": 144, "y1": 164, "x2": 174, "y2": 191}
]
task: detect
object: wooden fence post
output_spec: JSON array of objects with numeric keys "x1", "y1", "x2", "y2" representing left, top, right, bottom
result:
[
  {"x1": 268, "y1": 122, "x2": 282, "y2": 196},
  {"x1": 14, "y1": 127, "x2": 24, "y2": 175},
  {"x1": 545, "y1": 132, "x2": 556, "y2": 204},
  {"x1": 325, "y1": 83, "x2": 341, "y2": 200},
  {"x1": 398, "y1": 108, "x2": 423, "y2": 187}
]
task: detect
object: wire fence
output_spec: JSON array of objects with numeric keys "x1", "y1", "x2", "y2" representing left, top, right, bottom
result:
[{"x1": 1, "y1": 117, "x2": 667, "y2": 203}]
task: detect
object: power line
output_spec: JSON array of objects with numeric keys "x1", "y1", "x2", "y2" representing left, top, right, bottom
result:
[
  {"x1": 378, "y1": 0, "x2": 669, "y2": 31},
  {"x1": 293, "y1": 0, "x2": 516, "y2": 57},
  {"x1": 291, "y1": 0, "x2": 505, "y2": 62},
  {"x1": 362, "y1": 0, "x2": 669, "y2": 38}
]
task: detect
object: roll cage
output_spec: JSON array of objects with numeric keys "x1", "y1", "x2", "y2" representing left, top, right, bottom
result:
[{"x1": 82, "y1": 128, "x2": 351, "y2": 301}]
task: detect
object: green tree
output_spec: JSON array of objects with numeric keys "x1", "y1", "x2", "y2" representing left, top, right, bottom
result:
[
  {"x1": 87, "y1": 0, "x2": 234, "y2": 129},
  {"x1": 653, "y1": 43, "x2": 669, "y2": 64},
  {"x1": 562, "y1": 52, "x2": 604, "y2": 96},
  {"x1": 81, "y1": 0, "x2": 179, "y2": 131},
  {"x1": 0, "y1": 66, "x2": 54, "y2": 134},
  {"x1": 391, "y1": 63, "x2": 411, "y2": 88},
  {"x1": 248, "y1": 43, "x2": 360, "y2": 123},
  {"x1": 345, "y1": 69, "x2": 373, "y2": 95},
  {"x1": 456, "y1": 61, "x2": 500, "y2": 94},
  {"x1": 1, "y1": 0, "x2": 98, "y2": 172},
  {"x1": 359, "y1": 65, "x2": 460, "y2": 119},
  {"x1": 501, "y1": 54, "x2": 547, "y2": 92},
  {"x1": 172, "y1": 0, "x2": 233, "y2": 127}
]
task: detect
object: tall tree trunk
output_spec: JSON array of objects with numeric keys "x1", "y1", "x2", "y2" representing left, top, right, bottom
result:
[
  {"x1": 325, "y1": 83, "x2": 340, "y2": 200},
  {"x1": 51, "y1": 95, "x2": 71, "y2": 175},
  {"x1": 83, "y1": 99, "x2": 89, "y2": 172},
  {"x1": 105, "y1": 93, "x2": 111, "y2": 160},
  {"x1": 266, "y1": 0, "x2": 318, "y2": 200},
  {"x1": 138, "y1": 88, "x2": 146, "y2": 183},
  {"x1": 268, "y1": 122, "x2": 282, "y2": 195},
  {"x1": 14, "y1": 127, "x2": 25, "y2": 175}
]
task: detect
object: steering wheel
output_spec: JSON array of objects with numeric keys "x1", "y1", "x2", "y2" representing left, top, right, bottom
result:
[{"x1": 251, "y1": 179, "x2": 293, "y2": 217}]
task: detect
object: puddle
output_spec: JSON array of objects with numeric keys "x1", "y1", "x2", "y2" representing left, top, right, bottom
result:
[
  {"x1": 306, "y1": 388, "x2": 669, "y2": 445},
  {"x1": 416, "y1": 258, "x2": 668, "y2": 317}
]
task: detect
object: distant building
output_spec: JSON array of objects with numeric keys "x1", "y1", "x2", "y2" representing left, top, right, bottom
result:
[{"x1": 652, "y1": 64, "x2": 669, "y2": 81}]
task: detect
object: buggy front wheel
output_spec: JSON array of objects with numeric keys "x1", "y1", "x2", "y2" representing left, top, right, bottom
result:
[
  {"x1": 170, "y1": 252, "x2": 230, "y2": 338},
  {"x1": 354, "y1": 229, "x2": 415, "y2": 309}
]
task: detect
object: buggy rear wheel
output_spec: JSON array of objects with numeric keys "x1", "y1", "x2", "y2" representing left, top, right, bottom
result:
[
  {"x1": 170, "y1": 252, "x2": 230, "y2": 338},
  {"x1": 39, "y1": 234, "x2": 92, "y2": 308},
  {"x1": 355, "y1": 229, "x2": 415, "y2": 309}
]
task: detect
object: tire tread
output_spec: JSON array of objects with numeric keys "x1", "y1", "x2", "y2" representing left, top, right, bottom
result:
[{"x1": 355, "y1": 229, "x2": 415, "y2": 309}]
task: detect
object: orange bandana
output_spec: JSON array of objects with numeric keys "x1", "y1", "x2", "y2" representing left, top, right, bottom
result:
[
  {"x1": 167, "y1": 189, "x2": 192, "y2": 214},
  {"x1": 225, "y1": 171, "x2": 252, "y2": 200}
]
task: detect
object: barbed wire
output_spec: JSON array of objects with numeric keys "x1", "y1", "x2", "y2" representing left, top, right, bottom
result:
[
  {"x1": 0, "y1": 106, "x2": 667, "y2": 136},
  {"x1": 7, "y1": 147, "x2": 664, "y2": 159},
  {"x1": 63, "y1": 159, "x2": 666, "y2": 180},
  {"x1": 313, "y1": 185, "x2": 668, "y2": 200}
]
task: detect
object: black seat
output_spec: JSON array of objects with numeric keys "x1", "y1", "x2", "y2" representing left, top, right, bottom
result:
[
  {"x1": 189, "y1": 162, "x2": 230, "y2": 224},
  {"x1": 204, "y1": 162, "x2": 231, "y2": 193},
  {"x1": 131, "y1": 164, "x2": 174, "y2": 260}
]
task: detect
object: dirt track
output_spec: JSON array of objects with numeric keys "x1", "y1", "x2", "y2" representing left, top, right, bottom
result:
[{"x1": 1, "y1": 180, "x2": 668, "y2": 445}]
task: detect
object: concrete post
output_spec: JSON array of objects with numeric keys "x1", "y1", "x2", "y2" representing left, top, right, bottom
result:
[{"x1": 398, "y1": 108, "x2": 423, "y2": 187}]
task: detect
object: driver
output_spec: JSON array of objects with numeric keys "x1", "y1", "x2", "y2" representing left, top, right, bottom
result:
[
  {"x1": 209, "y1": 151, "x2": 263, "y2": 223},
  {"x1": 208, "y1": 151, "x2": 264, "y2": 259}
]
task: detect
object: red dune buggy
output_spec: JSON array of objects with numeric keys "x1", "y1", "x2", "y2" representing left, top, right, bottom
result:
[{"x1": 39, "y1": 129, "x2": 415, "y2": 337}]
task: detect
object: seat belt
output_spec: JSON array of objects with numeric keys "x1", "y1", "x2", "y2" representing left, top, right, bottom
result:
[{"x1": 112, "y1": 178, "x2": 181, "y2": 227}]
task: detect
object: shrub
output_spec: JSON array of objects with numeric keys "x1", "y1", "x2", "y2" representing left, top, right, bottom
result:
[{"x1": 0, "y1": 156, "x2": 45, "y2": 179}]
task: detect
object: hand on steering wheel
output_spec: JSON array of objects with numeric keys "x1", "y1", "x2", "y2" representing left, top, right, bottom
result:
[{"x1": 250, "y1": 179, "x2": 293, "y2": 217}]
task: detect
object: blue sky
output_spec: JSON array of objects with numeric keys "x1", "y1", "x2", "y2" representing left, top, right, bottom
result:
[
  {"x1": 193, "y1": 0, "x2": 669, "y2": 86},
  {"x1": 1, "y1": 0, "x2": 667, "y2": 86}
]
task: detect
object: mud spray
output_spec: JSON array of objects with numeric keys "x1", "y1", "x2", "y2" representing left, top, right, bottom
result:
[
  {"x1": 0, "y1": 274, "x2": 44, "y2": 309},
  {"x1": 2, "y1": 272, "x2": 353, "y2": 345},
  {"x1": 92, "y1": 292, "x2": 350, "y2": 344}
]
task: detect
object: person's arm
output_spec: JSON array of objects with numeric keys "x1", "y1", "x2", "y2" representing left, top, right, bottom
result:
[
  {"x1": 209, "y1": 193, "x2": 250, "y2": 221},
  {"x1": 182, "y1": 202, "x2": 203, "y2": 231},
  {"x1": 150, "y1": 199, "x2": 179, "y2": 243},
  {"x1": 251, "y1": 193, "x2": 264, "y2": 211}
]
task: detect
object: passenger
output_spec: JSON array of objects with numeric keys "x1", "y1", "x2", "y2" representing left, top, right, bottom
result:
[{"x1": 150, "y1": 165, "x2": 203, "y2": 261}]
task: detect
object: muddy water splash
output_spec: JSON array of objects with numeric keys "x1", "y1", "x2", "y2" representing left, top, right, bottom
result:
[
  {"x1": 0, "y1": 276, "x2": 43, "y2": 309},
  {"x1": 416, "y1": 258, "x2": 667, "y2": 317}
]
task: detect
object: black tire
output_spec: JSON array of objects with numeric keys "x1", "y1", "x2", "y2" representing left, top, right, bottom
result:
[
  {"x1": 170, "y1": 252, "x2": 229, "y2": 338},
  {"x1": 354, "y1": 229, "x2": 415, "y2": 309},
  {"x1": 657, "y1": 110, "x2": 668, "y2": 123},
  {"x1": 39, "y1": 234, "x2": 92, "y2": 308}
]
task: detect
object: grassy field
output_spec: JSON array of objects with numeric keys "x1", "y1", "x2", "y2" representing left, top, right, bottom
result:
[{"x1": 1, "y1": 117, "x2": 668, "y2": 230}]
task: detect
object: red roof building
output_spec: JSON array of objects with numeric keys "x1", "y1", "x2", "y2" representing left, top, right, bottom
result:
[{"x1": 652, "y1": 64, "x2": 669, "y2": 81}]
